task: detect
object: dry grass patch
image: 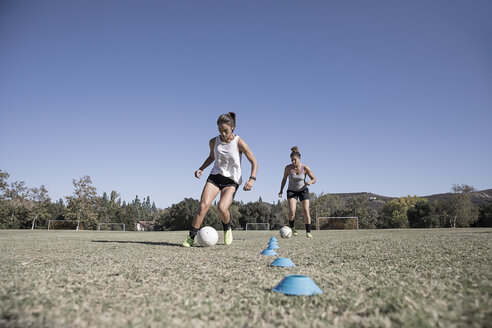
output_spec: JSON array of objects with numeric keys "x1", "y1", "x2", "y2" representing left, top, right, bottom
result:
[{"x1": 1, "y1": 229, "x2": 491, "y2": 327}]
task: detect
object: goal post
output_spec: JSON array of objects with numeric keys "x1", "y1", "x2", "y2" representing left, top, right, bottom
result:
[
  {"x1": 316, "y1": 217, "x2": 359, "y2": 230},
  {"x1": 98, "y1": 223, "x2": 126, "y2": 231},
  {"x1": 245, "y1": 223, "x2": 270, "y2": 231},
  {"x1": 48, "y1": 220, "x2": 81, "y2": 231}
]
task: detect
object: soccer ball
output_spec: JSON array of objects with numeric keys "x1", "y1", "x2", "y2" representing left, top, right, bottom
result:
[
  {"x1": 196, "y1": 226, "x2": 218, "y2": 247},
  {"x1": 279, "y1": 226, "x2": 292, "y2": 239}
]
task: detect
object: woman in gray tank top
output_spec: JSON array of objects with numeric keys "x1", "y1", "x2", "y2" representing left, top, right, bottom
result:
[{"x1": 278, "y1": 146, "x2": 317, "y2": 238}]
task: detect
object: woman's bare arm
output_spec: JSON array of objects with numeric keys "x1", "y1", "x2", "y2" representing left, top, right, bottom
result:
[
  {"x1": 195, "y1": 138, "x2": 215, "y2": 179},
  {"x1": 238, "y1": 138, "x2": 258, "y2": 191},
  {"x1": 278, "y1": 165, "x2": 290, "y2": 197},
  {"x1": 304, "y1": 165, "x2": 316, "y2": 185}
]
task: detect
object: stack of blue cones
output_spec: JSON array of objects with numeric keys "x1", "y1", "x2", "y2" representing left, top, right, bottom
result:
[{"x1": 260, "y1": 235, "x2": 322, "y2": 296}]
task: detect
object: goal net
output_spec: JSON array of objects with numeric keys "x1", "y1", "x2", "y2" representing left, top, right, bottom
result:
[
  {"x1": 245, "y1": 223, "x2": 270, "y2": 230},
  {"x1": 98, "y1": 223, "x2": 126, "y2": 231},
  {"x1": 48, "y1": 220, "x2": 81, "y2": 231},
  {"x1": 316, "y1": 217, "x2": 359, "y2": 230}
]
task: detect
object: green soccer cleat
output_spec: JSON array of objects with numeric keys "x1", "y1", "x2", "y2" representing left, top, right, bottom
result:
[
  {"x1": 292, "y1": 227, "x2": 298, "y2": 236},
  {"x1": 306, "y1": 232, "x2": 313, "y2": 238},
  {"x1": 182, "y1": 236, "x2": 194, "y2": 247},
  {"x1": 224, "y1": 228, "x2": 233, "y2": 246}
]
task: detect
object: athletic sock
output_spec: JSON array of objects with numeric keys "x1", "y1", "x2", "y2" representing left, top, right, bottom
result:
[
  {"x1": 289, "y1": 220, "x2": 295, "y2": 228},
  {"x1": 305, "y1": 224, "x2": 311, "y2": 233},
  {"x1": 222, "y1": 221, "x2": 232, "y2": 231},
  {"x1": 189, "y1": 227, "x2": 199, "y2": 239}
]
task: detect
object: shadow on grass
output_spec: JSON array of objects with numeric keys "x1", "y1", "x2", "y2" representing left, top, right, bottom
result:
[{"x1": 92, "y1": 240, "x2": 182, "y2": 247}]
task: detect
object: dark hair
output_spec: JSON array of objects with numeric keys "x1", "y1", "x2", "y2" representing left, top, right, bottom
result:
[
  {"x1": 217, "y1": 112, "x2": 236, "y2": 129},
  {"x1": 290, "y1": 146, "x2": 301, "y2": 158}
]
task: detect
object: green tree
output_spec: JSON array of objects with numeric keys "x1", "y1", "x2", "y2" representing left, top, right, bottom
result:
[
  {"x1": 335, "y1": 195, "x2": 378, "y2": 229},
  {"x1": 0, "y1": 169, "x2": 9, "y2": 200},
  {"x1": 203, "y1": 206, "x2": 223, "y2": 230},
  {"x1": 2, "y1": 180, "x2": 31, "y2": 228},
  {"x1": 158, "y1": 198, "x2": 197, "y2": 230},
  {"x1": 29, "y1": 185, "x2": 51, "y2": 229},
  {"x1": 239, "y1": 201, "x2": 274, "y2": 229},
  {"x1": 271, "y1": 200, "x2": 287, "y2": 229},
  {"x1": 407, "y1": 199, "x2": 441, "y2": 228},
  {"x1": 66, "y1": 176, "x2": 98, "y2": 229},
  {"x1": 447, "y1": 184, "x2": 479, "y2": 228},
  {"x1": 117, "y1": 202, "x2": 138, "y2": 231},
  {"x1": 475, "y1": 201, "x2": 492, "y2": 227},
  {"x1": 378, "y1": 196, "x2": 421, "y2": 228},
  {"x1": 144, "y1": 196, "x2": 152, "y2": 216},
  {"x1": 106, "y1": 190, "x2": 122, "y2": 223},
  {"x1": 0, "y1": 170, "x2": 12, "y2": 227},
  {"x1": 312, "y1": 193, "x2": 345, "y2": 219},
  {"x1": 123, "y1": 200, "x2": 141, "y2": 229},
  {"x1": 49, "y1": 199, "x2": 67, "y2": 221},
  {"x1": 156, "y1": 198, "x2": 221, "y2": 231},
  {"x1": 97, "y1": 192, "x2": 110, "y2": 223},
  {"x1": 228, "y1": 201, "x2": 242, "y2": 229}
]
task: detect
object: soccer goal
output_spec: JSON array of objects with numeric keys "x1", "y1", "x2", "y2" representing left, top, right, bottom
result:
[
  {"x1": 316, "y1": 217, "x2": 359, "y2": 230},
  {"x1": 245, "y1": 223, "x2": 270, "y2": 231},
  {"x1": 48, "y1": 220, "x2": 81, "y2": 231},
  {"x1": 98, "y1": 223, "x2": 126, "y2": 231}
]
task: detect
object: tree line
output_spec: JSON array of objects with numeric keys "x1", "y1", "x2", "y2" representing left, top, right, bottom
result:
[
  {"x1": 0, "y1": 171, "x2": 159, "y2": 230},
  {"x1": 1, "y1": 169, "x2": 491, "y2": 230}
]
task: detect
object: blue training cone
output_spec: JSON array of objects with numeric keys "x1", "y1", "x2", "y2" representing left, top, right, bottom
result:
[
  {"x1": 268, "y1": 242, "x2": 279, "y2": 249},
  {"x1": 271, "y1": 257, "x2": 295, "y2": 267},
  {"x1": 261, "y1": 249, "x2": 278, "y2": 256},
  {"x1": 272, "y1": 275, "x2": 323, "y2": 296},
  {"x1": 270, "y1": 236, "x2": 277, "y2": 242}
]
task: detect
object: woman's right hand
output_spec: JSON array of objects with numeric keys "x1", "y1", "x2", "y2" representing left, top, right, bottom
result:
[
  {"x1": 195, "y1": 170, "x2": 203, "y2": 179},
  {"x1": 278, "y1": 192, "x2": 283, "y2": 198}
]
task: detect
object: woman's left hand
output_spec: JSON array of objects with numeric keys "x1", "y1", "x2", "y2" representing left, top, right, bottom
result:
[{"x1": 243, "y1": 179, "x2": 255, "y2": 191}]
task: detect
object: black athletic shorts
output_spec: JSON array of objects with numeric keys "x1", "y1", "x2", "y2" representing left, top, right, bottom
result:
[
  {"x1": 287, "y1": 188, "x2": 310, "y2": 201},
  {"x1": 207, "y1": 174, "x2": 239, "y2": 195}
]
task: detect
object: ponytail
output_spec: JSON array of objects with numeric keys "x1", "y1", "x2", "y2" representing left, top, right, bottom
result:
[
  {"x1": 217, "y1": 112, "x2": 236, "y2": 129},
  {"x1": 290, "y1": 146, "x2": 301, "y2": 158},
  {"x1": 228, "y1": 112, "x2": 236, "y2": 127}
]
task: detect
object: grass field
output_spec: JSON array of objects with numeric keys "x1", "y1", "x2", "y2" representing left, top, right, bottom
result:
[{"x1": 1, "y1": 228, "x2": 491, "y2": 328}]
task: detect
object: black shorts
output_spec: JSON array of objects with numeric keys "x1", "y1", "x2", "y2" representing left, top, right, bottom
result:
[
  {"x1": 207, "y1": 174, "x2": 239, "y2": 194},
  {"x1": 287, "y1": 188, "x2": 310, "y2": 201}
]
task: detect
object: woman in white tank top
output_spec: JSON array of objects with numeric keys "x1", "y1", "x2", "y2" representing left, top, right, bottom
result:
[
  {"x1": 182, "y1": 112, "x2": 258, "y2": 247},
  {"x1": 278, "y1": 146, "x2": 317, "y2": 238}
]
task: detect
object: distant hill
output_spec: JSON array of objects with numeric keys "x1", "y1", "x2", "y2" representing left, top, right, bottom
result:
[
  {"x1": 424, "y1": 189, "x2": 492, "y2": 206},
  {"x1": 329, "y1": 189, "x2": 492, "y2": 211},
  {"x1": 328, "y1": 192, "x2": 392, "y2": 211}
]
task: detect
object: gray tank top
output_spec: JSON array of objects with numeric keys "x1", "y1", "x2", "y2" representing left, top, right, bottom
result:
[{"x1": 288, "y1": 164, "x2": 307, "y2": 192}]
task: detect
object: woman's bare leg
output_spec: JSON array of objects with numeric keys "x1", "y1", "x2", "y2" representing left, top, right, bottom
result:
[
  {"x1": 217, "y1": 186, "x2": 236, "y2": 224},
  {"x1": 288, "y1": 198, "x2": 297, "y2": 223},
  {"x1": 191, "y1": 182, "x2": 220, "y2": 229},
  {"x1": 300, "y1": 199, "x2": 311, "y2": 225}
]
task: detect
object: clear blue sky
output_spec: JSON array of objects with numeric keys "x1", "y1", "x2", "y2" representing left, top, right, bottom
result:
[{"x1": 1, "y1": 0, "x2": 491, "y2": 208}]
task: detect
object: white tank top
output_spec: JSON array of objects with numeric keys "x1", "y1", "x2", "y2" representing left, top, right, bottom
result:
[{"x1": 210, "y1": 135, "x2": 242, "y2": 185}]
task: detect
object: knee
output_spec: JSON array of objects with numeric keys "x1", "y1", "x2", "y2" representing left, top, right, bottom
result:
[
  {"x1": 198, "y1": 202, "x2": 210, "y2": 215},
  {"x1": 218, "y1": 203, "x2": 229, "y2": 215}
]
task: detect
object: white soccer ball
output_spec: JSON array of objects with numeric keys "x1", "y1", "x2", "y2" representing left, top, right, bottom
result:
[
  {"x1": 279, "y1": 226, "x2": 292, "y2": 239},
  {"x1": 196, "y1": 226, "x2": 218, "y2": 247}
]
